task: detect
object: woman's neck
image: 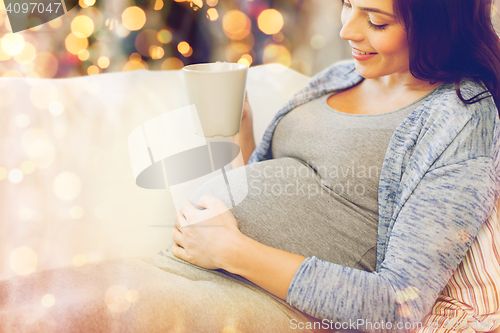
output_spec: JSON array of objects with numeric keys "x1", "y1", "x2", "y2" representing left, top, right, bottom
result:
[{"x1": 367, "y1": 70, "x2": 443, "y2": 94}]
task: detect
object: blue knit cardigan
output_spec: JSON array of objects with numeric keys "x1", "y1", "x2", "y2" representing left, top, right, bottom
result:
[{"x1": 247, "y1": 61, "x2": 500, "y2": 331}]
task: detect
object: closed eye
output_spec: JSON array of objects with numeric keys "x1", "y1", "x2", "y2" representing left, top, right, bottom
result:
[{"x1": 368, "y1": 21, "x2": 388, "y2": 31}]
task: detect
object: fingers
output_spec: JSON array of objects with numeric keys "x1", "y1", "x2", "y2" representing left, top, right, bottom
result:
[
  {"x1": 171, "y1": 226, "x2": 184, "y2": 248},
  {"x1": 174, "y1": 209, "x2": 186, "y2": 229},
  {"x1": 244, "y1": 92, "x2": 252, "y2": 110},
  {"x1": 181, "y1": 199, "x2": 200, "y2": 220},
  {"x1": 196, "y1": 194, "x2": 219, "y2": 210},
  {"x1": 171, "y1": 242, "x2": 188, "y2": 261},
  {"x1": 179, "y1": 199, "x2": 209, "y2": 226}
]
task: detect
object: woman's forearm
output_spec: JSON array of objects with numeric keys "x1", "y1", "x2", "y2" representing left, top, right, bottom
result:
[{"x1": 219, "y1": 232, "x2": 306, "y2": 301}]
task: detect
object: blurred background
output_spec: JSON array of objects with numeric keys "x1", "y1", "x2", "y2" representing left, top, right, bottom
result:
[
  {"x1": 0, "y1": 0, "x2": 498, "y2": 79},
  {"x1": 0, "y1": 0, "x2": 353, "y2": 79}
]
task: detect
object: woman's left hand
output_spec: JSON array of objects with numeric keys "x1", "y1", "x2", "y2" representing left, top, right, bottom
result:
[{"x1": 171, "y1": 194, "x2": 242, "y2": 270}]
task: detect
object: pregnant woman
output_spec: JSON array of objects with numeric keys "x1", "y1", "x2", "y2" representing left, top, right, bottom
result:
[{"x1": 168, "y1": 0, "x2": 500, "y2": 331}]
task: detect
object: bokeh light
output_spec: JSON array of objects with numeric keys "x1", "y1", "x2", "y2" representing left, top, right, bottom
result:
[
  {"x1": 238, "y1": 54, "x2": 253, "y2": 67},
  {"x1": 65, "y1": 33, "x2": 89, "y2": 55},
  {"x1": 98, "y1": 56, "x2": 110, "y2": 69},
  {"x1": 87, "y1": 65, "x2": 99, "y2": 75},
  {"x1": 0, "y1": 45, "x2": 12, "y2": 61},
  {"x1": 122, "y1": 6, "x2": 146, "y2": 31},
  {"x1": 0, "y1": 0, "x2": 326, "y2": 79},
  {"x1": 311, "y1": 34, "x2": 325, "y2": 50},
  {"x1": 207, "y1": 8, "x2": 219, "y2": 21},
  {"x1": 177, "y1": 41, "x2": 193, "y2": 57},
  {"x1": 157, "y1": 29, "x2": 172, "y2": 44},
  {"x1": 105, "y1": 285, "x2": 131, "y2": 313},
  {"x1": 71, "y1": 15, "x2": 95, "y2": 38},
  {"x1": 78, "y1": 49, "x2": 90, "y2": 61},
  {"x1": 13, "y1": 42, "x2": 36, "y2": 65},
  {"x1": 136, "y1": 29, "x2": 161, "y2": 57},
  {"x1": 41, "y1": 294, "x2": 55, "y2": 308},
  {"x1": 73, "y1": 254, "x2": 87, "y2": 267},
  {"x1": 3, "y1": 70, "x2": 23, "y2": 78},
  {"x1": 126, "y1": 290, "x2": 140, "y2": 303},
  {"x1": 8, "y1": 169, "x2": 23, "y2": 183},
  {"x1": 2, "y1": 33, "x2": 25, "y2": 56},
  {"x1": 192, "y1": 0, "x2": 203, "y2": 9},
  {"x1": 154, "y1": 0, "x2": 164, "y2": 11},
  {"x1": 231, "y1": 37, "x2": 254, "y2": 53},
  {"x1": 49, "y1": 101, "x2": 64, "y2": 115},
  {"x1": 21, "y1": 129, "x2": 55, "y2": 168},
  {"x1": 177, "y1": 41, "x2": 189, "y2": 54},
  {"x1": 20, "y1": 161, "x2": 36, "y2": 174},
  {"x1": 223, "y1": 10, "x2": 251, "y2": 40},
  {"x1": 69, "y1": 205, "x2": 84, "y2": 219},
  {"x1": 105, "y1": 18, "x2": 119, "y2": 30},
  {"x1": 161, "y1": 57, "x2": 184, "y2": 70},
  {"x1": 149, "y1": 46, "x2": 165, "y2": 59},
  {"x1": 0, "y1": 167, "x2": 7, "y2": 181},
  {"x1": 53, "y1": 172, "x2": 82, "y2": 201},
  {"x1": 123, "y1": 53, "x2": 148, "y2": 71},
  {"x1": 263, "y1": 43, "x2": 291, "y2": 67},
  {"x1": 48, "y1": 17, "x2": 62, "y2": 29},
  {"x1": 10, "y1": 246, "x2": 38, "y2": 275},
  {"x1": 258, "y1": 9, "x2": 284, "y2": 35}
]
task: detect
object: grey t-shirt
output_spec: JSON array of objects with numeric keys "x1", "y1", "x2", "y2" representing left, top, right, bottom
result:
[{"x1": 189, "y1": 90, "x2": 433, "y2": 272}]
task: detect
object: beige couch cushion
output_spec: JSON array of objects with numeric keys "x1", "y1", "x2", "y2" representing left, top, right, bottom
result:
[{"x1": 0, "y1": 64, "x2": 309, "y2": 280}]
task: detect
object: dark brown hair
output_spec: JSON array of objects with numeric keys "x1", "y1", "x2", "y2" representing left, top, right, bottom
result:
[{"x1": 392, "y1": 0, "x2": 500, "y2": 115}]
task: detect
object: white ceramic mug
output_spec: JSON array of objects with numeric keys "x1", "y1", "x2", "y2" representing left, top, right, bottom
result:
[{"x1": 182, "y1": 62, "x2": 248, "y2": 137}]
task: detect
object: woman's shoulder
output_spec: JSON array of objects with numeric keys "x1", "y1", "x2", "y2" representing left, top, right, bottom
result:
[
  {"x1": 424, "y1": 78, "x2": 498, "y2": 121},
  {"x1": 413, "y1": 78, "x2": 500, "y2": 169}
]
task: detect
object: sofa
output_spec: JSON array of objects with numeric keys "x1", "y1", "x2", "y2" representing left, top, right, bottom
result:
[{"x1": 0, "y1": 64, "x2": 498, "y2": 332}]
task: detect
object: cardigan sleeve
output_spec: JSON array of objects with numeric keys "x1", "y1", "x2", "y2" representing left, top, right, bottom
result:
[{"x1": 286, "y1": 156, "x2": 498, "y2": 333}]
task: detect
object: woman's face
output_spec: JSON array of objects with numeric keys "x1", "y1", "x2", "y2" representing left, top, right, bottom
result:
[{"x1": 340, "y1": 0, "x2": 409, "y2": 79}]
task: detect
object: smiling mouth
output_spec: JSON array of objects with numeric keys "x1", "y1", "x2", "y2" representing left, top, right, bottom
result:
[{"x1": 352, "y1": 48, "x2": 377, "y2": 55}]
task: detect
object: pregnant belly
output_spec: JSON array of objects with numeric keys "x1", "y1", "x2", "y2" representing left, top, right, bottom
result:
[{"x1": 188, "y1": 157, "x2": 377, "y2": 271}]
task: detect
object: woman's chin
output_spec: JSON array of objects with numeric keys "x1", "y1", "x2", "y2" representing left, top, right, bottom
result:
[{"x1": 353, "y1": 63, "x2": 380, "y2": 80}]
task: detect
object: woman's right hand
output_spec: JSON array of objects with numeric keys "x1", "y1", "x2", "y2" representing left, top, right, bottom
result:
[
  {"x1": 241, "y1": 93, "x2": 253, "y2": 126},
  {"x1": 232, "y1": 92, "x2": 256, "y2": 168}
]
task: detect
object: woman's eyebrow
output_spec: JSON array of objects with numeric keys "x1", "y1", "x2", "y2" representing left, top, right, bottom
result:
[{"x1": 359, "y1": 6, "x2": 395, "y2": 17}]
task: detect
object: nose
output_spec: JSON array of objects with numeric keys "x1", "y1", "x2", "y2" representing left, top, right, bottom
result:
[{"x1": 339, "y1": 10, "x2": 364, "y2": 42}]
